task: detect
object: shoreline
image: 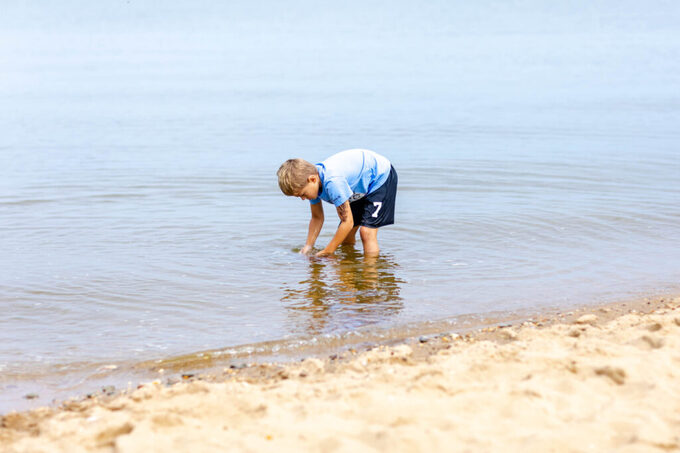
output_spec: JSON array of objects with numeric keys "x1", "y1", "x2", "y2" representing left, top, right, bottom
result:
[
  {"x1": 2, "y1": 294, "x2": 679, "y2": 451},
  {"x1": 3, "y1": 292, "x2": 675, "y2": 415}
]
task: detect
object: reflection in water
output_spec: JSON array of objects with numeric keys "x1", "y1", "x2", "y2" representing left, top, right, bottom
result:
[{"x1": 282, "y1": 246, "x2": 404, "y2": 335}]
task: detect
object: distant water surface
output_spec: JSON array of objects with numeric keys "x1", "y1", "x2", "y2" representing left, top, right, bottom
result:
[{"x1": 1, "y1": 1, "x2": 679, "y2": 411}]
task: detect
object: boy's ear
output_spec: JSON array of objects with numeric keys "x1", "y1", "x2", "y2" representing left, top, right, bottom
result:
[{"x1": 308, "y1": 175, "x2": 318, "y2": 183}]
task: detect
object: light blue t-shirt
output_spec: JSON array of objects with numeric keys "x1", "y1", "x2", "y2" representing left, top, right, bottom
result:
[{"x1": 310, "y1": 149, "x2": 391, "y2": 207}]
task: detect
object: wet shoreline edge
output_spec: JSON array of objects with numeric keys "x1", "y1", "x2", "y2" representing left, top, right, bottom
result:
[{"x1": 2, "y1": 292, "x2": 678, "y2": 417}]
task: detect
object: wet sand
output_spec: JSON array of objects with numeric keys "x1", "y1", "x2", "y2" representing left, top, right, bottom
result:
[{"x1": 2, "y1": 295, "x2": 679, "y2": 452}]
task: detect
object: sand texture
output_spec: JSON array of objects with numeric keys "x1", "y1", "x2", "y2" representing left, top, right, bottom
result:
[{"x1": 2, "y1": 297, "x2": 680, "y2": 452}]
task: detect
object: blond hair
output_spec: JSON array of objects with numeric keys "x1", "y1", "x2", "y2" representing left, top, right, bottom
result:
[{"x1": 277, "y1": 159, "x2": 318, "y2": 195}]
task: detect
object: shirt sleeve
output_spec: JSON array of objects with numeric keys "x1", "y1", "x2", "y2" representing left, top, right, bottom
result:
[
  {"x1": 309, "y1": 198, "x2": 321, "y2": 205},
  {"x1": 325, "y1": 177, "x2": 353, "y2": 207}
]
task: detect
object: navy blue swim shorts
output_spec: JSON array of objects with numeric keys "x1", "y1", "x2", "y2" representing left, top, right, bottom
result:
[{"x1": 349, "y1": 166, "x2": 397, "y2": 228}]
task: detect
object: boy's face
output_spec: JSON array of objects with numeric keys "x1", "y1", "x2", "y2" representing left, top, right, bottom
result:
[{"x1": 294, "y1": 175, "x2": 320, "y2": 201}]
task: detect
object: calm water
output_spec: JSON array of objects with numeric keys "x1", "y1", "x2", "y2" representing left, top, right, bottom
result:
[{"x1": 1, "y1": 1, "x2": 679, "y2": 411}]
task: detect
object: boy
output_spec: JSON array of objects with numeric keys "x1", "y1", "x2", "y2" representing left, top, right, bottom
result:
[{"x1": 277, "y1": 149, "x2": 398, "y2": 257}]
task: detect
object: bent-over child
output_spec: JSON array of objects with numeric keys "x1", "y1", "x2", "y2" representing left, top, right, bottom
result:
[{"x1": 277, "y1": 149, "x2": 397, "y2": 256}]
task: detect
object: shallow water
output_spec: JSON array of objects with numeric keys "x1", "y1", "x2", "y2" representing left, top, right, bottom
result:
[{"x1": 1, "y1": 1, "x2": 680, "y2": 411}]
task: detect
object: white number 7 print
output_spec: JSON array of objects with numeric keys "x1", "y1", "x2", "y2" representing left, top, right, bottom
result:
[{"x1": 372, "y1": 201, "x2": 383, "y2": 218}]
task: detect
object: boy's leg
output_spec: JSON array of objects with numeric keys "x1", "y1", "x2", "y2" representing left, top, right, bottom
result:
[
  {"x1": 355, "y1": 166, "x2": 396, "y2": 255},
  {"x1": 342, "y1": 226, "x2": 360, "y2": 245},
  {"x1": 360, "y1": 226, "x2": 379, "y2": 255}
]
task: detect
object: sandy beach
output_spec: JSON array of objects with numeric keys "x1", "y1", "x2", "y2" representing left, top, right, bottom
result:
[{"x1": 2, "y1": 295, "x2": 679, "y2": 452}]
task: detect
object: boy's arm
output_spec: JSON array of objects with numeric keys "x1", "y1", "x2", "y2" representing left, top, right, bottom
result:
[
  {"x1": 300, "y1": 202, "x2": 324, "y2": 254},
  {"x1": 316, "y1": 201, "x2": 353, "y2": 256}
]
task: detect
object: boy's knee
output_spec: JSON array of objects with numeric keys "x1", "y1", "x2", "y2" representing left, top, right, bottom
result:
[
  {"x1": 342, "y1": 227, "x2": 359, "y2": 244},
  {"x1": 360, "y1": 227, "x2": 380, "y2": 255},
  {"x1": 359, "y1": 226, "x2": 378, "y2": 242}
]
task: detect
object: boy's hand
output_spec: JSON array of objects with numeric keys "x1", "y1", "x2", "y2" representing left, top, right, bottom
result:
[{"x1": 300, "y1": 245, "x2": 313, "y2": 255}]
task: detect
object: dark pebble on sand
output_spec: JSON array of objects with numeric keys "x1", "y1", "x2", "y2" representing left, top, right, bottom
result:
[
  {"x1": 102, "y1": 385, "x2": 115, "y2": 395},
  {"x1": 419, "y1": 336, "x2": 429, "y2": 343},
  {"x1": 182, "y1": 373, "x2": 195, "y2": 380},
  {"x1": 329, "y1": 354, "x2": 338, "y2": 360},
  {"x1": 24, "y1": 393, "x2": 39, "y2": 400}
]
